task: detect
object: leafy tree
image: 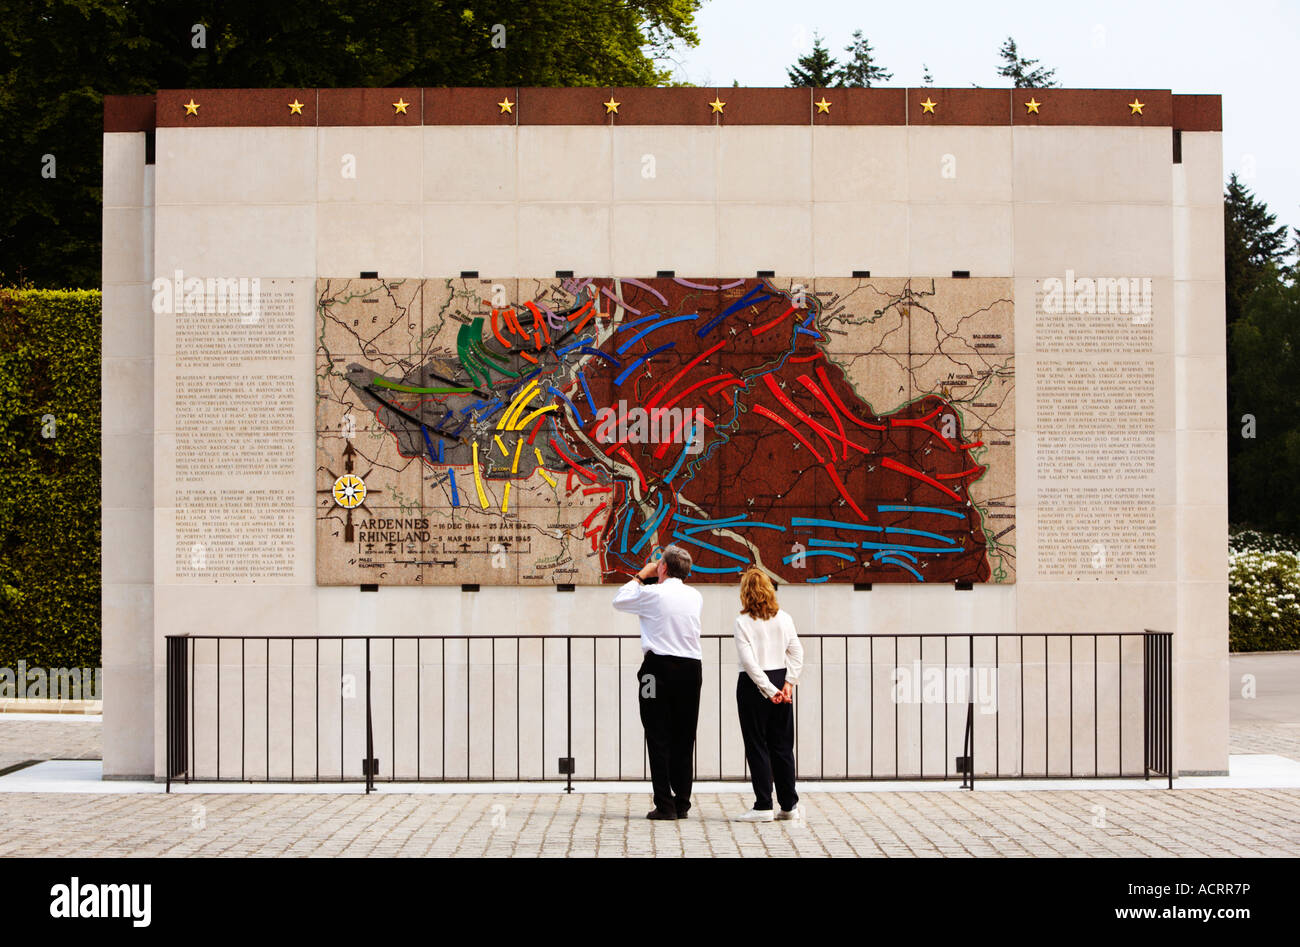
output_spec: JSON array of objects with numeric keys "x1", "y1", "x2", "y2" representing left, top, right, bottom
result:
[
  {"x1": 838, "y1": 30, "x2": 891, "y2": 87},
  {"x1": 0, "y1": 0, "x2": 703, "y2": 289},
  {"x1": 1224, "y1": 173, "x2": 1293, "y2": 520},
  {"x1": 996, "y1": 36, "x2": 1060, "y2": 88},
  {"x1": 1229, "y1": 276, "x2": 1300, "y2": 534},
  {"x1": 921, "y1": 64, "x2": 934, "y2": 86},
  {"x1": 786, "y1": 31, "x2": 840, "y2": 87}
]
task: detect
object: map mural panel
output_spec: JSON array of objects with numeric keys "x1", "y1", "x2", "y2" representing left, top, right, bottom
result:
[{"x1": 316, "y1": 276, "x2": 1015, "y2": 585}]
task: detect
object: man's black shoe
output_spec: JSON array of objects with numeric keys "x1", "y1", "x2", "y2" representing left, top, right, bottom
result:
[
  {"x1": 646, "y1": 808, "x2": 678, "y2": 820},
  {"x1": 675, "y1": 806, "x2": 690, "y2": 819}
]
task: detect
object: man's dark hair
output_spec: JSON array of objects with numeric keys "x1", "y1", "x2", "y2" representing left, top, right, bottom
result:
[{"x1": 661, "y1": 544, "x2": 692, "y2": 579}]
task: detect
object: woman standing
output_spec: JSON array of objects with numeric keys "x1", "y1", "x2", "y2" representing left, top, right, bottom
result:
[{"x1": 732, "y1": 568, "x2": 804, "y2": 822}]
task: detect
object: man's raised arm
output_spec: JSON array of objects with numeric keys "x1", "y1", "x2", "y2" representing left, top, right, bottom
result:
[{"x1": 612, "y1": 558, "x2": 661, "y2": 615}]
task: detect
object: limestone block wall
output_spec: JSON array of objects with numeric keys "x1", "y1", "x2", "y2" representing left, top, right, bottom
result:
[
  {"x1": 102, "y1": 115, "x2": 156, "y2": 778},
  {"x1": 101, "y1": 88, "x2": 1226, "y2": 780}
]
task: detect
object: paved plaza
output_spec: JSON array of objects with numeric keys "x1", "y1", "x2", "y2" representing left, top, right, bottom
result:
[
  {"x1": 2, "y1": 781, "x2": 1299, "y2": 858},
  {"x1": 1, "y1": 654, "x2": 1297, "y2": 858}
]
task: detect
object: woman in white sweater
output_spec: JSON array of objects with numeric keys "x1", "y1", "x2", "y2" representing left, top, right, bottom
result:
[{"x1": 732, "y1": 568, "x2": 804, "y2": 822}]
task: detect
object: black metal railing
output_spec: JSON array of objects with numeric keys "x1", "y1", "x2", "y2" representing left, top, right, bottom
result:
[
  {"x1": 163, "y1": 631, "x2": 1174, "y2": 792},
  {"x1": 165, "y1": 635, "x2": 190, "y2": 792},
  {"x1": 1143, "y1": 629, "x2": 1173, "y2": 789}
]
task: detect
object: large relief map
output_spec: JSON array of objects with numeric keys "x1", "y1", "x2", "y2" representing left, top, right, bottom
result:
[{"x1": 316, "y1": 277, "x2": 1014, "y2": 585}]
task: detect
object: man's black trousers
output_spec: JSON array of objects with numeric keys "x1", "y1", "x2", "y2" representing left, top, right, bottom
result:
[
  {"x1": 736, "y1": 668, "x2": 798, "y2": 812},
  {"x1": 636, "y1": 651, "x2": 702, "y2": 814}
]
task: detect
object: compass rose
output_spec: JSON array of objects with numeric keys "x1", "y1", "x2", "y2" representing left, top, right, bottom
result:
[
  {"x1": 332, "y1": 474, "x2": 366, "y2": 508},
  {"x1": 319, "y1": 442, "x2": 383, "y2": 542}
]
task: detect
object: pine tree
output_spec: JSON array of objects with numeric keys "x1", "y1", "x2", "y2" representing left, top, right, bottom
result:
[
  {"x1": 1224, "y1": 173, "x2": 1290, "y2": 329},
  {"x1": 787, "y1": 32, "x2": 841, "y2": 87},
  {"x1": 1229, "y1": 275, "x2": 1300, "y2": 533},
  {"x1": 1223, "y1": 172, "x2": 1293, "y2": 517},
  {"x1": 996, "y1": 36, "x2": 1060, "y2": 88},
  {"x1": 838, "y1": 30, "x2": 891, "y2": 87}
]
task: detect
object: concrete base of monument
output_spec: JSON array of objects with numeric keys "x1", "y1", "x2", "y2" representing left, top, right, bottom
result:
[{"x1": 1, "y1": 756, "x2": 1296, "y2": 795}]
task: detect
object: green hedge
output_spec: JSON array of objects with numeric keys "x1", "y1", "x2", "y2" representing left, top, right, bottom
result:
[
  {"x1": 1230, "y1": 529, "x2": 1300, "y2": 652},
  {"x1": 0, "y1": 289, "x2": 101, "y2": 668}
]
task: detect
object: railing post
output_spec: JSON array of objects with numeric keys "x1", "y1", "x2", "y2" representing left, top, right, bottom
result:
[
  {"x1": 364, "y1": 637, "x2": 375, "y2": 794},
  {"x1": 166, "y1": 636, "x2": 173, "y2": 794},
  {"x1": 968, "y1": 634, "x2": 975, "y2": 790},
  {"x1": 1163, "y1": 633, "x2": 1173, "y2": 790},
  {"x1": 958, "y1": 635, "x2": 975, "y2": 790},
  {"x1": 1142, "y1": 630, "x2": 1174, "y2": 790},
  {"x1": 165, "y1": 635, "x2": 190, "y2": 793},
  {"x1": 1143, "y1": 632, "x2": 1150, "y2": 781},
  {"x1": 565, "y1": 636, "x2": 574, "y2": 793}
]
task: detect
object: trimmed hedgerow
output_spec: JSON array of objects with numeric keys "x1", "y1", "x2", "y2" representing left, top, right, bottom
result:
[{"x1": 0, "y1": 289, "x2": 101, "y2": 669}]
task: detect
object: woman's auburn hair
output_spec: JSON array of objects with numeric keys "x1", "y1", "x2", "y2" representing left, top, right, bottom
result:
[{"x1": 739, "y1": 568, "x2": 779, "y2": 621}]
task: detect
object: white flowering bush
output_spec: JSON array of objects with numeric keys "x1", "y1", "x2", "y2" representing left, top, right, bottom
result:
[{"x1": 1230, "y1": 529, "x2": 1300, "y2": 651}]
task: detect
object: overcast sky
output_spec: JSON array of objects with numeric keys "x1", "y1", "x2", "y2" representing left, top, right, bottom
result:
[{"x1": 665, "y1": 0, "x2": 1298, "y2": 234}]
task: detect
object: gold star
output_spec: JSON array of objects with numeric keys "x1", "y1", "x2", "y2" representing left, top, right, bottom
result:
[
  {"x1": 287, "y1": 99, "x2": 304, "y2": 115},
  {"x1": 392, "y1": 98, "x2": 410, "y2": 114},
  {"x1": 1129, "y1": 99, "x2": 1145, "y2": 115},
  {"x1": 603, "y1": 97, "x2": 620, "y2": 114},
  {"x1": 919, "y1": 97, "x2": 937, "y2": 114},
  {"x1": 498, "y1": 97, "x2": 514, "y2": 114},
  {"x1": 709, "y1": 96, "x2": 726, "y2": 114},
  {"x1": 183, "y1": 99, "x2": 200, "y2": 116},
  {"x1": 815, "y1": 97, "x2": 832, "y2": 114},
  {"x1": 1025, "y1": 97, "x2": 1041, "y2": 114}
]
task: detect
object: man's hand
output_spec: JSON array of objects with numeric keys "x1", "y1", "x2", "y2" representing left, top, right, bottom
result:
[
  {"x1": 770, "y1": 691, "x2": 784, "y2": 704},
  {"x1": 781, "y1": 682, "x2": 794, "y2": 703},
  {"x1": 636, "y1": 558, "x2": 659, "y2": 581}
]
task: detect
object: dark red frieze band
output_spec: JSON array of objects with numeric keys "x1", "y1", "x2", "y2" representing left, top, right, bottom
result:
[
  {"x1": 908, "y1": 88, "x2": 1011, "y2": 126},
  {"x1": 103, "y1": 94, "x2": 157, "y2": 133},
  {"x1": 1172, "y1": 94, "x2": 1222, "y2": 132},
  {"x1": 812, "y1": 88, "x2": 907, "y2": 125},
  {"x1": 155, "y1": 89, "x2": 319, "y2": 127},
  {"x1": 1011, "y1": 89, "x2": 1172, "y2": 126},
  {"x1": 105, "y1": 88, "x2": 1222, "y2": 131}
]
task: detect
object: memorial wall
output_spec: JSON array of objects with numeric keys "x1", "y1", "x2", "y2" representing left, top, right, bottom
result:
[{"x1": 101, "y1": 87, "x2": 1227, "y2": 780}]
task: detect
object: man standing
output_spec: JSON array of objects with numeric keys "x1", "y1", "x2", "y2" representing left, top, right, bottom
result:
[{"x1": 612, "y1": 545, "x2": 703, "y2": 820}]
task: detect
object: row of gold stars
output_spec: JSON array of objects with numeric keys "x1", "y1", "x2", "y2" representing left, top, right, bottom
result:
[
  {"x1": 592, "y1": 96, "x2": 730, "y2": 114},
  {"x1": 180, "y1": 95, "x2": 1148, "y2": 118},
  {"x1": 918, "y1": 97, "x2": 1145, "y2": 114},
  {"x1": 181, "y1": 97, "x2": 405, "y2": 115}
]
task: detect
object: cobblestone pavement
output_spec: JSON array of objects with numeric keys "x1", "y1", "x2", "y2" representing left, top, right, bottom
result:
[
  {"x1": 2, "y1": 680, "x2": 1299, "y2": 857},
  {"x1": 1228, "y1": 721, "x2": 1300, "y2": 761},
  {"x1": 1229, "y1": 653, "x2": 1300, "y2": 762},
  {"x1": 0, "y1": 717, "x2": 100, "y2": 772},
  {"x1": 0, "y1": 787, "x2": 1296, "y2": 857}
]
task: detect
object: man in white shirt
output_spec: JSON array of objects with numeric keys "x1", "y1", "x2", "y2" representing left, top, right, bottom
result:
[{"x1": 612, "y1": 544, "x2": 703, "y2": 820}]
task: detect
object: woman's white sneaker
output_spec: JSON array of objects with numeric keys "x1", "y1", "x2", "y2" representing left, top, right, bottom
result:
[
  {"x1": 734, "y1": 808, "x2": 775, "y2": 822},
  {"x1": 775, "y1": 806, "x2": 801, "y2": 821}
]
